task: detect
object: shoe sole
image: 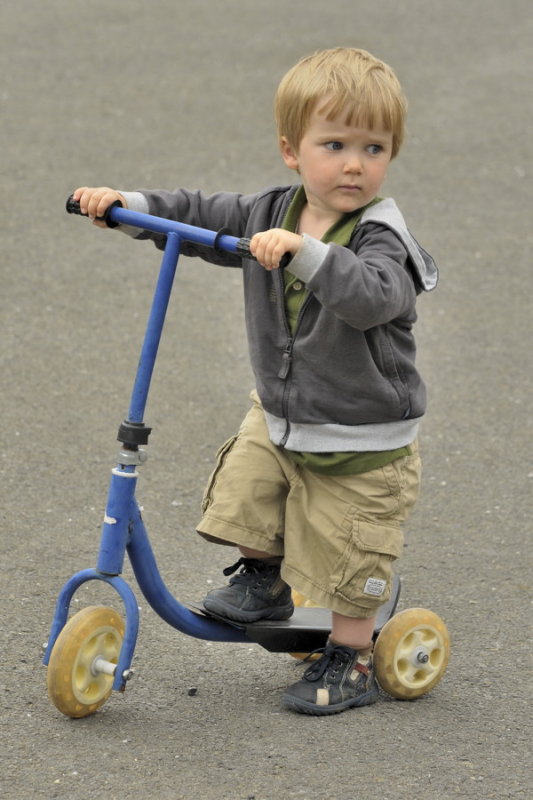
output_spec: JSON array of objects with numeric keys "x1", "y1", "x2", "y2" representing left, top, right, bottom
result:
[
  {"x1": 281, "y1": 688, "x2": 379, "y2": 716},
  {"x1": 203, "y1": 597, "x2": 294, "y2": 624}
]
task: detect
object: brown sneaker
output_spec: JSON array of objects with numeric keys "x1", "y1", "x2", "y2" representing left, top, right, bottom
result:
[
  {"x1": 203, "y1": 558, "x2": 294, "y2": 623},
  {"x1": 282, "y1": 642, "x2": 379, "y2": 715}
]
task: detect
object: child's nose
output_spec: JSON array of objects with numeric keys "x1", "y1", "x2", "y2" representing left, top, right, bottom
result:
[{"x1": 344, "y1": 152, "x2": 363, "y2": 172}]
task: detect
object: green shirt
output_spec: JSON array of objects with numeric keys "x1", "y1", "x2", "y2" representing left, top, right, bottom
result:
[{"x1": 280, "y1": 186, "x2": 411, "y2": 475}]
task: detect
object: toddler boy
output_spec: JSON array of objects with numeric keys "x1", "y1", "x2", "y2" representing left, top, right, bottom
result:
[{"x1": 73, "y1": 47, "x2": 437, "y2": 715}]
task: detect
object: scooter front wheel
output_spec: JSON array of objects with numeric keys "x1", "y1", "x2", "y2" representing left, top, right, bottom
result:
[
  {"x1": 373, "y1": 608, "x2": 450, "y2": 699},
  {"x1": 47, "y1": 606, "x2": 125, "y2": 718}
]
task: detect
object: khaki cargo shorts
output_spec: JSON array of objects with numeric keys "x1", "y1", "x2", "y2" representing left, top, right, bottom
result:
[{"x1": 197, "y1": 393, "x2": 421, "y2": 618}]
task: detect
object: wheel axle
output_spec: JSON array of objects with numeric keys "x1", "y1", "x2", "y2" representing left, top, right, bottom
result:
[
  {"x1": 92, "y1": 656, "x2": 134, "y2": 681},
  {"x1": 415, "y1": 649, "x2": 429, "y2": 664}
]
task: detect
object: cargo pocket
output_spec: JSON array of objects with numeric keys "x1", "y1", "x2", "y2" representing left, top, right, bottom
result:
[
  {"x1": 334, "y1": 515, "x2": 402, "y2": 613},
  {"x1": 352, "y1": 518, "x2": 404, "y2": 559},
  {"x1": 200, "y1": 435, "x2": 238, "y2": 514}
]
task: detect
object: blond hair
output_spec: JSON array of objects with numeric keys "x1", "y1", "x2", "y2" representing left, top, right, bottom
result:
[{"x1": 274, "y1": 47, "x2": 407, "y2": 158}]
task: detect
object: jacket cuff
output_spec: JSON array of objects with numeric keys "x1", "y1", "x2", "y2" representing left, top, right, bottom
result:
[
  {"x1": 116, "y1": 192, "x2": 150, "y2": 237},
  {"x1": 287, "y1": 234, "x2": 329, "y2": 282},
  {"x1": 119, "y1": 191, "x2": 149, "y2": 213}
]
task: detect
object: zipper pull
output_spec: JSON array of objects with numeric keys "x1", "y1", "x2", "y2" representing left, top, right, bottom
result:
[{"x1": 278, "y1": 339, "x2": 293, "y2": 379}]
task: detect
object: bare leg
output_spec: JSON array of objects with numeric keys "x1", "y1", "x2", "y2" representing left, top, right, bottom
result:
[{"x1": 331, "y1": 611, "x2": 376, "y2": 650}]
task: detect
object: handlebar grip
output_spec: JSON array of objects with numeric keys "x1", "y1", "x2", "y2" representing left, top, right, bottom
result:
[
  {"x1": 236, "y1": 237, "x2": 291, "y2": 268},
  {"x1": 235, "y1": 237, "x2": 253, "y2": 258},
  {"x1": 65, "y1": 195, "x2": 122, "y2": 228},
  {"x1": 65, "y1": 195, "x2": 83, "y2": 215}
]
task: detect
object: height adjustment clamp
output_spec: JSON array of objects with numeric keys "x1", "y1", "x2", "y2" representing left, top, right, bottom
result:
[{"x1": 117, "y1": 420, "x2": 152, "y2": 447}]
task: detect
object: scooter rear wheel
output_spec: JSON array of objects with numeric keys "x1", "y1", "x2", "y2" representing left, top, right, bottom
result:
[
  {"x1": 373, "y1": 607, "x2": 450, "y2": 699},
  {"x1": 47, "y1": 606, "x2": 124, "y2": 718}
]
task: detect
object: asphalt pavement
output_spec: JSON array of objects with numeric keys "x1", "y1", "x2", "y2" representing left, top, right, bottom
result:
[{"x1": 1, "y1": 1, "x2": 532, "y2": 798}]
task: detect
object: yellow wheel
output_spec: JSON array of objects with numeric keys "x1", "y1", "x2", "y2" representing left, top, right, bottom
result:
[
  {"x1": 373, "y1": 608, "x2": 450, "y2": 699},
  {"x1": 291, "y1": 590, "x2": 320, "y2": 610},
  {"x1": 47, "y1": 606, "x2": 124, "y2": 718},
  {"x1": 289, "y1": 590, "x2": 324, "y2": 661}
]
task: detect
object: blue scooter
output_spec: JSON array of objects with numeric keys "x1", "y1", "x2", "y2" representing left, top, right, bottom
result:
[{"x1": 43, "y1": 198, "x2": 449, "y2": 718}]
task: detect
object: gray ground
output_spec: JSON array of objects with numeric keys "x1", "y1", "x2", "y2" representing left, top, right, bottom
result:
[{"x1": 1, "y1": 1, "x2": 532, "y2": 798}]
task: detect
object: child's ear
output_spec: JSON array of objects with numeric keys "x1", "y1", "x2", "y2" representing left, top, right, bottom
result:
[{"x1": 280, "y1": 137, "x2": 299, "y2": 171}]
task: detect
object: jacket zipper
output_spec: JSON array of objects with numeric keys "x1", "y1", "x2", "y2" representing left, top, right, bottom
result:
[
  {"x1": 278, "y1": 338, "x2": 294, "y2": 380},
  {"x1": 275, "y1": 269, "x2": 312, "y2": 446}
]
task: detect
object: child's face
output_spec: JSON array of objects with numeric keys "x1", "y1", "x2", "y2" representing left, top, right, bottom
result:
[{"x1": 281, "y1": 103, "x2": 393, "y2": 223}]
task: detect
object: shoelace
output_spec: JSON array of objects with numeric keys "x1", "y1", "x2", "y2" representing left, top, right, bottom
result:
[
  {"x1": 222, "y1": 557, "x2": 276, "y2": 585},
  {"x1": 301, "y1": 644, "x2": 354, "y2": 682}
]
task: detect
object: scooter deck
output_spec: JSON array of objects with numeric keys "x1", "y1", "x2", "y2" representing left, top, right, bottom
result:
[{"x1": 191, "y1": 574, "x2": 401, "y2": 653}]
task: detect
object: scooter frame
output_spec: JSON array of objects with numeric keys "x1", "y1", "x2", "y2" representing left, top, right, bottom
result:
[{"x1": 43, "y1": 202, "x2": 401, "y2": 694}]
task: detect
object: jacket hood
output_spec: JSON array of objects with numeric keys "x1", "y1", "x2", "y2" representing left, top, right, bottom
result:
[{"x1": 360, "y1": 198, "x2": 438, "y2": 291}]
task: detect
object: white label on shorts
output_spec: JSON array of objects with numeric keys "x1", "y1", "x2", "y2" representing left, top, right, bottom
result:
[{"x1": 364, "y1": 577, "x2": 387, "y2": 597}]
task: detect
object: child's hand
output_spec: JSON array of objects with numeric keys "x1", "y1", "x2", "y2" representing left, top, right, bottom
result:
[
  {"x1": 71, "y1": 187, "x2": 127, "y2": 228},
  {"x1": 249, "y1": 229, "x2": 302, "y2": 270}
]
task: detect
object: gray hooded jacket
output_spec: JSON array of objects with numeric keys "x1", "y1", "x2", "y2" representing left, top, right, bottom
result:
[{"x1": 120, "y1": 185, "x2": 438, "y2": 452}]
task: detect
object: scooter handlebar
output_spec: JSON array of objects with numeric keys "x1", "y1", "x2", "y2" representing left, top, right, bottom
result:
[
  {"x1": 66, "y1": 194, "x2": 290, "y2": 265},
  {"x1": 65, "y1": 194, "x2": 250, "y2": 255}
]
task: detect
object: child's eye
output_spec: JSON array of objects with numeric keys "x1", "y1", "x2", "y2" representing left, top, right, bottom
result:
[
  {"x1": 366, "y1": 144, "x2": 384, "y2": 155},
  {"x1": 325, "y1": 141, "x2": 343, "y2": 151}
]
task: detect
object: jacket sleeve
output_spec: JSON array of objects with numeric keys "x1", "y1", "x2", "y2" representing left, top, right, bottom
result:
[
  {"x1": 288, "y1": 223, "x2": 418, "y2": 330},
  {"x1": 131, "y1": 188, "x2": 259, "y2": 265}
]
